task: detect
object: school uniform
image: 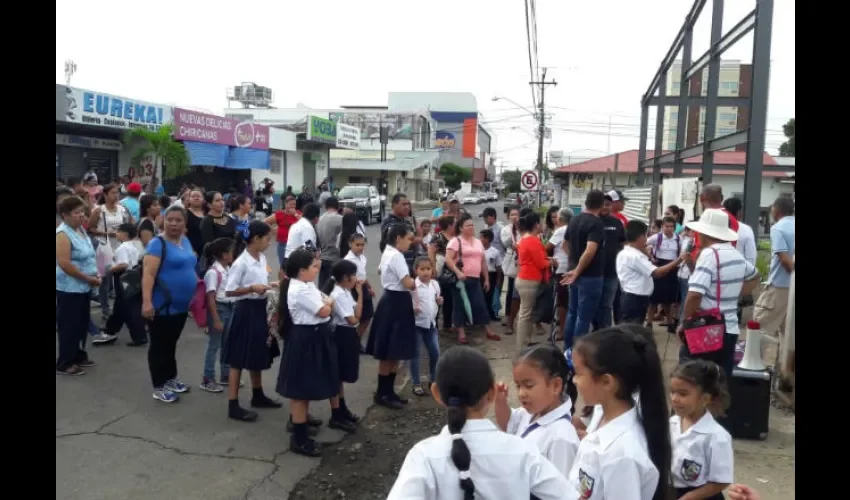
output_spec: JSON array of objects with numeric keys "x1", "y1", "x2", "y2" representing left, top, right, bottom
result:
[
  {"x1": 344, "y1": 250, "x2": 374, "y2": 322},
  {"x1": 366, "y1": 245, "x2": 416, "y2": 361},
  {"x1": 203, "y1": 262, "x2": 234, "y2": 381},
  {"x1": 224, "y1": 251, "x2": 279, "y2": 371},
  {"x1": 275, "y1": 279, "x2": 339, "y2": 401},
  {"x1": 567, "y1": 407, "x2": 659, "y2": 500},
  {"x1": 506, "y1": 400, "x2": 580, "y2": 477},
  {"x1": 670, "y1": 412, "x2": 733, "y2": 500},
  {"x1": 647, "y1": 233, "x2": 681, "y2": 305},
  {"x1": 616, "y1": 246, "x2": 658, "y2": 324},
  {"x1": 388, "y1": 419, "x2": 571, "y2": 500},
  {"x1": 331, "y1": 285, "x2": 359, "y2": 383},
  {"x1": 104, "y1": 240, "x2": 146, "y2": 344}
]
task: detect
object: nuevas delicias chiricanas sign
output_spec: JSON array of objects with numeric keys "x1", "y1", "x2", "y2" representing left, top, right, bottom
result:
[{"x1": 173, "y1": 108, "x2": 270, "y2": 150}]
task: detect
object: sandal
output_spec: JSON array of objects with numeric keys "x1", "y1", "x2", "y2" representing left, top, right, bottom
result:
[
  {"x1": 412, "y1": 384, "x2": 426, "y2": 396},
  {"x1": 57, "y1": 365, "x2": 86, "y2": 376},
  {"x1": 486, "y1": 332, "x2": 502, "y2": 341}
]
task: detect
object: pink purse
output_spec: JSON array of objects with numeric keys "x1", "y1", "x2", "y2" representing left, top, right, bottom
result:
[{"x1": 682, "y1": 249, "x2": 726, "y2": 355}]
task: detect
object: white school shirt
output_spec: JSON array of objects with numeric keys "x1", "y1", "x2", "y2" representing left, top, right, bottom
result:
[
  {"x1": 677, "y1": 236, "x2": 694, "y2": 280},
  {"x1": 287, "y1": 278, "x2": 330, "y2": 326},
  {"x1": 380, "y1": 246, "x2": 410, "y2": 291},
  {"x1": 203, "y1": 262, "x2": 232, "y2": 303},
  {"x1": 549, "y1": 225, "x2": 569, "y2": 274},
  {"x1": 647, "y1": 232, "x2": 681, "y2": 261},
  {"x1": 616, "y1": 246, "x2": 657, "y2": 297},
  {"x1": 225, "y1": 251, "x2": 269, "y2": 301},
  {"x1": 344, "y1": 251, "x2": 368, "y2": 281},
  {"x1": 387, "y1": 419, "x2": 571, "y2": 500},
  {"x1": 285, "y1": 217, "x2": 317, "y2": 258},
  {"x1": 735, "y1": 221, "x2": 757, "y2": 266},
  {"x1": 113, "y1": 240, "x2": 141, "y2": 268},
  {"x1": 422, "y1": 233, "x2": 433, "y2": 246},
  {"x1": 484, "y1": 246, "x2": 503, "y2": 273},
  {"x1": 414, "y1": 278, "x2": 441, "y2": 328},
  {"x1": 670, "y1": 412, "x2": 734, "y2": 489},
  {"x1": 330, "y1": 285, "x2": 356, "y2": 327},
  {"x1": 688, "y1": 242, "x2": 758, "y2": 335},
  {"x1": 566, "y1": 407, "x2": 658, "y2": 500},
  {"x1": 506, "y1": 400, "x2": 581, "y2": 477}
]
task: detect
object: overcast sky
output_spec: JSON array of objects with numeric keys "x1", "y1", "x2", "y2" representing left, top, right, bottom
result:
[{"x1": 56, "y1": 0, "x2": 794, "y2": 168}]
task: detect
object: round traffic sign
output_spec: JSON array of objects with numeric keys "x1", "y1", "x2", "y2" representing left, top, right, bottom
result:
[{"x1": 521, "y1": 170, "x2": 539, "y2": 191}]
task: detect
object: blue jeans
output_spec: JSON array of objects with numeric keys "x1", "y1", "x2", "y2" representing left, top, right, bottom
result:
[
  {"x1": 98, "y1": 270, "x2": 113, "y2": 316},
  {"x1": 563, "y1": 275, "x2": 604, "y2": 348},
  {"x1": 410, "y1": 325, "x2": 440, "y2": 385},
  {"x1": 594, "y1": 276, "x2": 619, "y2": 329},
  {"x1": 277, "y1": 241, "x2": 287, "y2": 267},
  {"x1": 491, "y1": 281, "x2": 503, "y2": 315},
  {"x1": 203, "y1": 302, "x2": 234, "y2": 381}
]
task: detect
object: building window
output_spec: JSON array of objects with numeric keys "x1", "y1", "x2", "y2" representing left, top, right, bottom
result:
[
  {"x1": 670, "y1": 111, "x2": 679, "y2": 121},
  {"x1": 717, "y1": 127, "x2": 735, "y2": 136},
  {"x1": 721, "y1": 81, "x2": 739, "y2": 92},
  {"x1": 719, "y1": 112, "x2": 737, "y2": 123},
  {"x1": 270, "y1": 150, "x2": 283, "y2": 174}
]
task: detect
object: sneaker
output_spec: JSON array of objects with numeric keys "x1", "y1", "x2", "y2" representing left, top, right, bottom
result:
[
  {"x1": 199, "y1": 379, "x2": 224, "y2": 393},
  {"x1": 92, "y1": 332, "x2": 117, "y2": 345},
  {"x1": 153, "y1": 388, "x2": 179, "y2": 403},
  {"x1": 77, "y1": 358, "x2": 96, "y2": 367},
  {"x1": 165, "y1": 379, "x2": 190, "y2": 393}
]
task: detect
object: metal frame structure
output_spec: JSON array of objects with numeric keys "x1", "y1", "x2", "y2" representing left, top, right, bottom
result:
[{"x1": 636, "y1": 0, "x2": 775, "y2": 230}]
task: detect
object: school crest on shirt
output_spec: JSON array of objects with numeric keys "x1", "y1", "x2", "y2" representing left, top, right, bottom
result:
[
  {"x1": 681, "y1": 459, "x2": 703, "y2": 482},
  {"x1": 578, "y1": 468, "x2": 595, "y2": 499}
]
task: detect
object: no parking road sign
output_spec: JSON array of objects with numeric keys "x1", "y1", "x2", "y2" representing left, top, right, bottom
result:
[{"x1": 521, "y1": 170, "x2": 539, "y2": 191}]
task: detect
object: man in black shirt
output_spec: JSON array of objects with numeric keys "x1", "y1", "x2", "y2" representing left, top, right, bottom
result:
[
  {"x1": 562, "y1": 189, "x2": 606, "y2": 347},
  {"x1": 379, "y1": 193, "x2": 419, "y2": 271},
  {"x1": 594, "y1": 194, "x2": 626, "y2": 329}
]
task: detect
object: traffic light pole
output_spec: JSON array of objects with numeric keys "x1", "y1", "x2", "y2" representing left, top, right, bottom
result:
[{"x1": 530, "y1": 68, "x2": 557, "y2": 207}]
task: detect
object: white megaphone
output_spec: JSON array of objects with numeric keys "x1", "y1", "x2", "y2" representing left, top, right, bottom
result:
[{"x1": 737, "y1": 320, "x2": 766, "y2": 371}]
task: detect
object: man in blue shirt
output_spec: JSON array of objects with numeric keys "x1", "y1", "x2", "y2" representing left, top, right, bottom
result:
[
  {"x1": 753, "y1": 196, "x2": 795, "y2": 378},
  {"x1": 120, "y1": 182, "x2": 142, "y2": 220}
]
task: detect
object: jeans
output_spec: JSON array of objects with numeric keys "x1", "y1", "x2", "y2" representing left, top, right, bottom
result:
[
  {"x1": 203, "y1": 302, "x2": 234, "y2": 381},
  {"x1": 485, "y1": 271, "x2": 499, "y2": 318},
  {"x1": 410, "y1": 325, "x2": 440, "y2": 385},
  {"x1": 277, "y1": 241, "x2": 287, "y2": 267},
  {"x1": 504, "y1": 277, "x2": 516, "y2": 314},
  {"x1": 563, "y1": 275, "x2": 604, "y2": 348},
  {"x1": 594, "y1": 276, "x2": 619, "y2": 329},
  {"x1": 98, "y1": 270, "x2": 113, "y2": 316},
  {"x1": 147, "y1": 313, "x2": 188, "y2": 388},
  {"x1": 104, "y1": 271, "x2": 147, "y2": 343},
  {"x1": 491, "y1": 278, "x2": 503, "y2": 316},
  {"x1": 56, "y1": 291, "x2": 92, "y2": 370}
]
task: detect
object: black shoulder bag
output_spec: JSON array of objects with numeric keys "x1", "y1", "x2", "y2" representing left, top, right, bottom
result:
[{"x1": 438, "y1": 237, "x2": 464, "y2": 287}]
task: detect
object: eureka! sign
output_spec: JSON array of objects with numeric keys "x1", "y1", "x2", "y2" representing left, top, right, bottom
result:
[{"x1": 307, "y1": 116, "x2": 337, "y2": 144}]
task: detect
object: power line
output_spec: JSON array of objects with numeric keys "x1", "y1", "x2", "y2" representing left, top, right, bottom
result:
[{"x1": 523, "y1": 0, "x2": 539, "y2": 109}]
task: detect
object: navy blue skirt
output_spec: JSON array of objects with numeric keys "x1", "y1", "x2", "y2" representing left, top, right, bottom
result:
[
  {"x1": 335, "y1": 325, "x2": 360, "y2": 383},
  {"x1": 225, "y1": 298, "x2": 278, "y2": 371},
  {"x1": 351, "y1": 283, "x2": 375, "y2": 322},
  {"x1": 276, "y1": 322, "x2": 339, "y2": 401},
  {"x1": 453, "y1": 278, "x2": 491, "y2": 327},
  {"x1": 675, "y1": 487, "x2": 723, "y2": 500},
  {"x1": 366, "y1": 289, "x2": 416, "y2": 361},
  {"x1": 651, "y1": 258, "x2": 680, "y2": 304}
]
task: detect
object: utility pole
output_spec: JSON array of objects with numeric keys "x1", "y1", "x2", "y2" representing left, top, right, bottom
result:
[{"x1": 530, "y1": 67, "x2": 557, "y2": 206}]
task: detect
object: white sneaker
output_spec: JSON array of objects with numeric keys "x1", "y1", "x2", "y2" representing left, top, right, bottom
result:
[{"x1": 92, "y1": 332, "x2": 117, "y2": 345}]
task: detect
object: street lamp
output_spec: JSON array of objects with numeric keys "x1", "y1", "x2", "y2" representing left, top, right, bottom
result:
[{"x1": 492, "y1": 96, "x2": 536, "y2": 117}]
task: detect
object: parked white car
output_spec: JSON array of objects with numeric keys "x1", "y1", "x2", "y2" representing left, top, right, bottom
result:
[{"x1": 462, "y1": 194, "x2": 480, "y2": 204}]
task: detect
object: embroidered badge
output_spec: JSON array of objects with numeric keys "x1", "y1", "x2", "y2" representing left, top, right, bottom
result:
[
  {"x1": 681, "y1": 459, "x2": 703, "y2": 482},
  {"x1": 578, "y1": 468, "x2": 596, "y2": 499}
]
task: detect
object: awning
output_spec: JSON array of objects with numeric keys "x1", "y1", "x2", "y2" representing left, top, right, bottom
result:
[
  {"x1": 330, "y1": 150, "x2": 440, "y2": 172},
  {"x1": 183, "y1": 140, "x2": 270, "y2": 170}
]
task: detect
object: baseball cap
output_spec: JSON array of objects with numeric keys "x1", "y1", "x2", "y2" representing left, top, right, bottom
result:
[
  {"x1": 127, "y1": 182, "x2": 142, "y2": 194},
  {"x1": 606, "y1": 190, "x2": 628, "y2": 202}
]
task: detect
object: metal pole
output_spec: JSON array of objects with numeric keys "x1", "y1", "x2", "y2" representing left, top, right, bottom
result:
[
  {"x1": 701, "y1": 0, "x2": 725, "y2": 183},
  {"x1": 637, "y1": 104, "x2": 649, "y2": 185},
  {"x1": 652, "y1": 74, "x2": 667, "y2": 191},
  {"x1": 743, "y1": 0, "x2": 774, "y2": 230},
  {"x1": 673, "y1": 27, "x2": 693, "y2": 177},
  {"x1": 531, "y1": 68, "x2": 557, "y2": 207}
]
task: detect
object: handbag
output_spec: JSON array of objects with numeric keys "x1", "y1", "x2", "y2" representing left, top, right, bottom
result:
[
  {"x1": 682, "y1": 248, "x2": 726, "y2": 354},
  {"x1": 532, "y1": 274, "x2": 557, "y2": 324},
  {"x1": 438, "y1": 237, "x2": 464, "y2": 287}
]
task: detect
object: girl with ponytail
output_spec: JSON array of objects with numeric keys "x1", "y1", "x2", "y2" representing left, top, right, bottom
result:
[
  {"x1": 568, "y1": 325, "x2": 673, "y2": 500},
  {"x1": 387, "y1": 346, "x2": 569, "y2": 500}
]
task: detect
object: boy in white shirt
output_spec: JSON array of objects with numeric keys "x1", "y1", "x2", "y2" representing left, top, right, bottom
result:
[
  {"x1": 616, "y1": 220, "x2": 684, "y2": 324},
  {"x1": 480, "y1": 229, "x2": 503, "y2": 321},
  {"x1": 102, "y1": 223, "x2": 147, "y2": 346}
]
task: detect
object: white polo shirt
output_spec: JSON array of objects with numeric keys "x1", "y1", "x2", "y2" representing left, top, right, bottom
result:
[
  {"x1": 285, "y1": 217, "x2": 317, "y2": 258},
  {"x1": 616, "y1": 245, "x2": 657, "y2": 297},
  {"x1": 344, "y1": 251, "x2": 368, "y2": 281},
  {"x1": 225, "y1": 251, "x2": 269, "y2": 301},
  {"x1": 414, "y1": 278, "x2": 441, "y2": 329},
  {"x1": 203, "y1": 262, "x2": 232, "y2": 303},
  {"x1": 506, "y1": 400, "x2": 580, "y2": 477},
  {"x1": 330, "y1": 285, "x2": 356, "y2": 327},
  {"x1": 287, "y1": 278, "x2": 330, "y2": 326},
  {"x1": 566, "y1": 407, "x2": 659, "y2": 500},
  {"x1": 648, "y1": 232, "x2": 681, "y2": 261},
  {"x1": 387, "y1": 419, "x2": 571, "y2": 500},
  {"x1": 380, "y1": 246, "x2": 410, "y2": 291},
  {"x1": 670, "y1": 412, "x2": 734, "y2": 488}
]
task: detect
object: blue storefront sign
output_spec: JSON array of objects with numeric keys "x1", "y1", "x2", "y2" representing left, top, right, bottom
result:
[{"x1": 63, "y1": 86, "x2": 173, "y2": 131}]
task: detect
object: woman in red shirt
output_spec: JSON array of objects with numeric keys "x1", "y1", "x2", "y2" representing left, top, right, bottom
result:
[
  {"x1": 263, "y1": 195, "x2": 301, "y2": 266},
  {"x1": 514, "y1": 212, "x2": 553, "y2": 349}
]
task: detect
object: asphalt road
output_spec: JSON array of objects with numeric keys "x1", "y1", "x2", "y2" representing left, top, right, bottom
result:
[{"x1": 55, "y1": 201, "x2": 505, "y2": 500}]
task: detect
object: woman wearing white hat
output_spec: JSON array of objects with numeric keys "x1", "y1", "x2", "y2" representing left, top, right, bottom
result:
[{"x1": 678, "y1": 209, "x2": 761, "y2": 378}]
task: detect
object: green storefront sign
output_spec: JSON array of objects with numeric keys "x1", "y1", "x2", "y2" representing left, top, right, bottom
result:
[{"x1": 307, "y1": 115, "x2": 337, "y2": 145}]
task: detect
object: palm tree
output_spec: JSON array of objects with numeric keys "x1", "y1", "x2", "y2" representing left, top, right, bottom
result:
[{"x1": 123, "y1": 123, "x2": 190, "y2": 194}]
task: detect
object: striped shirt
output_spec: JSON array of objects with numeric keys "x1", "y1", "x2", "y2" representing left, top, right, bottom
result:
[{"x1": 688, "y1": 242, "x2": 757, "y2": 335}]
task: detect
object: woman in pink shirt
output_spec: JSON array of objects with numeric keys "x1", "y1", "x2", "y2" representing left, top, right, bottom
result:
[{"x1": 444, "y1": 214, "x2": 502, "y2": 344}]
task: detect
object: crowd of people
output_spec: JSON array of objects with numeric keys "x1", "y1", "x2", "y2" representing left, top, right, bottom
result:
[{"x1": 56, "y1": 174, "x2": 791, "y2": 498}]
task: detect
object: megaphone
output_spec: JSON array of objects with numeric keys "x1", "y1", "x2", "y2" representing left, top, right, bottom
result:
[{"x1": 737, "y1": 320, "x2": 766, "y2": 371}]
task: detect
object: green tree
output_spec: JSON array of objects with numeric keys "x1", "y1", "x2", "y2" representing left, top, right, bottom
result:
[
  {"x1": 439, "y1": 162, "x2": 472, "y2": 189},
  {"x1": 124, "y1": 123, "x2": 191, "y2": 193},
  {"x1": 502, "y1": 169, "x2": 522, "y2": 193},
  {"x1": 778, "y1": 118, "x2": 795, "y2": 157}
]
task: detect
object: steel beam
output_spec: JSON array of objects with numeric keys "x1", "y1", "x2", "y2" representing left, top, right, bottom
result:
[
  {"x1": 642, "y1": 0, "x2": 707, "y2": 104},
  {"x1": 743, "y1": 0, "x2": 774, "y2": 229},
  {"x1": 697, "y1": 0, "x2": 724, "y2": 183},
  {"x1": 683, "y1": 9, "x2": 757, "y2": 81},
  {"x1": 647, "y1": 95, "x2": 750, "y2": 107},
  {"x1": 640, "y1": 130, "x2": 749, "y2": 168},
  {"x1": 637, "y1": 104, "x2": 650, "y2": 185},
  {"x1": 673, "y1": 26, "x2": 693, "y2": 177},
  {"x1": 652, "y1": 74, "x2": 667, "y2": 187}
]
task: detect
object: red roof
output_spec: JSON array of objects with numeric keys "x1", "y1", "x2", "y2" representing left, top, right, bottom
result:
[
  {"x1": 471, "y1": 167, "x2": 487, "y2": 185},
  {"x1": 554, "y1": 149, "x2": 786, "y2": 177}
]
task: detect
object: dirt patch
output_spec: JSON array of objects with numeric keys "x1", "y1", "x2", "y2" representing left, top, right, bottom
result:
[{"x1": 288, "y1": 395, "x2": 443, "y2": 500}]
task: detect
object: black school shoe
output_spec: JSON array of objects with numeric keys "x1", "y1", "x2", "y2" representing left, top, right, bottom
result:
[
  {"x1": 251, "y1": 394, "x2": 283, "y2": 409},
  {"x1": 289, "y1": 436, "x2": 322, "y2": 457},
  {"x1": 373, "y1": 393, "x2": 404, "y2": 410},
  {"x1": 286, "y1": 420, "x2": 320, "y2": 436},
  {"x1": 328, "y1": 417, "x2": 357, "y2": 434},
  {"x1": 306, "y1": 413, "x2": 322, "y2": 427}
]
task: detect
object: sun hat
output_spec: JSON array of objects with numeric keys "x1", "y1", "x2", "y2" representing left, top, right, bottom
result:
[{"x1": 685, "y1": 208, "x2": 738, "y2": 242}]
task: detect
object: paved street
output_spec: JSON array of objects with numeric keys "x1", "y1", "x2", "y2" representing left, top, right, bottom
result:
[{"x1": 56, "y1": 202, "x2": 495, "y2": 500}]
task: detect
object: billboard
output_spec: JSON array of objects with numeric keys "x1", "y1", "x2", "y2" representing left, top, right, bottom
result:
[
  {"x1": 435, "y1": 131, "x2": 456, "y2": 149},
  {"x1": 329, "y1": 111, "x2": 417, "y2": 141}
]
